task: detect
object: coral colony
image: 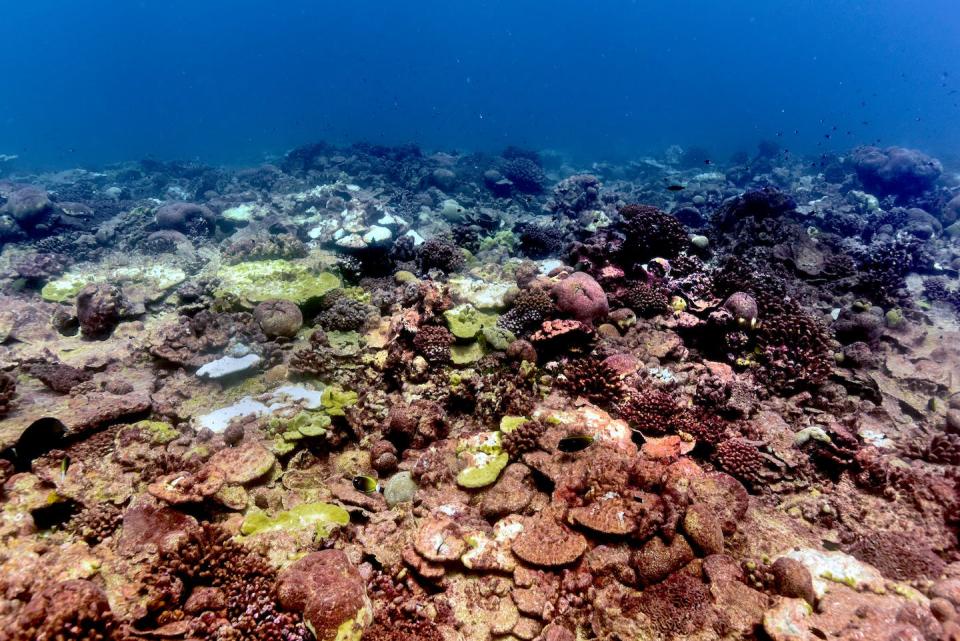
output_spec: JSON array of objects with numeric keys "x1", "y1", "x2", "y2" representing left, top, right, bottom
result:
[{"x1": 2, "y1": 141, "x2": 960, "y2": 641}]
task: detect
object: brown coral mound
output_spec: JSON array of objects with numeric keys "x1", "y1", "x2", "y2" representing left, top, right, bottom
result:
[
  {"x1": 413, "y1": 324, "x2": 454, "y2": 363},
  {"x1": 386, "y1": 399, "x2": 447, "y2": 449},
  {"x1": 502, "y1": 417, "x2": 548, "y2": 458},
  {"x1": 629, "y1": 570, "x2": 712, "y2": 637},
  {"x1": 10, "y1": 579, "x2": 117, "y2": 641},
  {"x1": 511, "y1": 513, "x2": 588, "y2": 567},
  {"x1": 77, "y1": 283, "x2": 124, "y2": 339},
  {"x1": 28, "y1": 360, "x2": 93, "y2": 393},
  {"x1": 222, "y1": 232, "x2": 307, "y2": 264},
  {"x1": 847, "y1": 532, "x2": 945, "y2": 582}
]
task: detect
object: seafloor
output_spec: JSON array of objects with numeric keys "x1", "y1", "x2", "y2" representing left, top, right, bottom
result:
[{"x1": 1, "y1": 142, "x2": 960, "y2": 641}]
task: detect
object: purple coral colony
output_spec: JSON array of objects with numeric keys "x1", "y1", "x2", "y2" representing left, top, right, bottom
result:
[{"x1": 2, "y1": 140, "x2": 960, "y2": 641}]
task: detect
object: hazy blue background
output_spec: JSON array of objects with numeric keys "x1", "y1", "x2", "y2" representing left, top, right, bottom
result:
[{"x1": 1, "y1": 0, "x2": 958, "y2": 168}]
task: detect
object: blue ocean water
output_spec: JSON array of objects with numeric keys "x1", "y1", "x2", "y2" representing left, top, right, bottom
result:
[{"x1": 1, "y1": 0, "x2": 957, "y2": 168}]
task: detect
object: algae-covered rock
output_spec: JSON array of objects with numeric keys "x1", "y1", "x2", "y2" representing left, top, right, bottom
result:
[
  {"x1": 456, "y1": 431, "x2": 509, "y2": 488},
  {"x1": 214, "y1": 260, "x2": 339, "y2": 305},
  {"x1": 240, "y1": 502, "x2": 350, "y2": 540},
  {"x1": 205, "y1": 442, "x2": 276, "y2": 484},
  {"x1": 122, "y1": 420, "x2": 180, "y2": 445},
  {"x1": 448, "y1": 276, "x2": 513, "y2": 310},
  {"x1": 326, "y1": 331, "x2": 363, "y2": 356},
  {"x1": 42, "y1": 264, "x2": 187, "y2": 303},
  {"x1": 383, "y1": 471, "x2": 417, "y2": 506}
]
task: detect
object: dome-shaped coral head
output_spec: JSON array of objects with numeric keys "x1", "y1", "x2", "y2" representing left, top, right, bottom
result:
[
  {"x1": 552, "y1": 271, "x2": 609, "y2": 325},
  {"x1": 851, "y1": 145, "x2": 942, "y2": 199},
  {"x1": 155, "y1": 201, "x2": 217, "y2": 232},
  {"x1": 722, "y1": 292, "x2": 758, "y2": 328}
]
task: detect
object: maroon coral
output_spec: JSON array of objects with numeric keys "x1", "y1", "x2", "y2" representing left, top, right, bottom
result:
[
  {"x1": 713, "y1": 438, "x2": 765, "y2": 484},
  {"x1": 552, "y1": 272, "x2": 609, "y2": 324},
  {"x1": 630, "y1": 571, "x2": 712, "y2": 636},
  {"x1": 276, "y1": 550, "x2": 370, "y2": 641},
  {"x1": 77, "y1": 283, "x2": 125, "y2": 339},
  {"x1": 847, "y1": 531, "x2": 945, "y2": 582},
  {"x1": 561, "y1": 356, "x2": 624, "y2": 405},
  {"x1": 615, "y1": 388, "x2": 682, "y2": 434}
]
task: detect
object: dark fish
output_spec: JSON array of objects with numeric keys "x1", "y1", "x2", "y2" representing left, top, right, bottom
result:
[
  {"x1": 703, "y1": 159, "x2": 712, "y2": 165},
  {"x1": 557, "y1": 434, "x2": 595, "y2": 453},
  {"x1": 666, "y1": 184, "x2": 685, "y2": 192},
  {"x1": 352, "y1": 475, "x2": 380, "y2": 493}
]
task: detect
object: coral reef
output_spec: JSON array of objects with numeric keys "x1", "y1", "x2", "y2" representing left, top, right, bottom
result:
[{"x1": 1, "y1": 139, "x2": 958, "y2": 641}]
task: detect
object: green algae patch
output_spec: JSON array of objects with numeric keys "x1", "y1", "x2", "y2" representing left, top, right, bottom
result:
[
  {"x1": 451, "y1": 342, "x2": 487, "y2": 365},
  {"x1": 240, "y1": 502, "x2": 350, "y2": 540},
  {"x1": 481, "y1": 325, "x2": 515, "y2": 350},
  {"x1": 214, "y1": 260, "x2": 339, "y2": 305},
  {"x1": 129, "y1": 420, "x2": 180, "y2": 445},
  {"x1": 456, "y1": 431, "x2": 509, "y2": 488},
  {"x1": 444, "y1": 304, "x2": 499, "y2": 340},
  {"x1": 499, "y1": 416, "x2": 529, "y2": 434},
  {"x1": 326, "y1": 331, "x2": 363, "y2": 356},
  {"x1": 41, "y1": 264, "x2": 187, "y2": 302},
  {"x1": 321, "y1": 386, "x2": 358, "y2": 416}
]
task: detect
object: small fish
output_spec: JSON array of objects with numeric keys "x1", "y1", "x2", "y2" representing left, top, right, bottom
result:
[
  {"x1": 822, "y1": 539, "x2": 843, "y2": 552},
  {"x1": 703, "y1": 159, "x2": 712, "y2": 165},
  {"x1": 557, "y1": 434, "x2": 595, "y2": 453},
  {"x1": 665, "y1": 184, "x2": 685, "y2": 192},
  {"x1": 352, "y1": 475, "x2": 381, "y2": 494}
]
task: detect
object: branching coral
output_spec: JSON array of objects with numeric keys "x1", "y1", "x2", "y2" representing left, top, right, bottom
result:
[
  {"x1": 316, "y1": 291, "x2": 377, "y2": 332},
  {"x1": 618, "y1": 204, "x2": 689, "y2": 262},
  {"x1": 502, "y1": 417, "x2": 548, "y2": 458},
  {"x1": 517, "y1": 222, "x2": 565, "y2": 259},
  {"x1": 615, "y1": 388, "x2": 682, "y2": 434},
  {"x1": 413, "y1": 325, "x2": 454, "y2": 363},
  {"x1": 498, "y1": 287, "x2": 555, "y2": 336},
  {"x1": 417, "y1": 235, "x2": 465, "y2": 274},
  {"x1": 713, "y1": 438, "x2": 765, "y2": 484},
  {"x1": 148, "y1": 524, "x2": 311, "y2": 640},
  {"x1": 561, "y1": 357, "x2": 624, "y2": 404},
  {"x1": 618, "y1": 281, "x2": 670, "y2": 317}
]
